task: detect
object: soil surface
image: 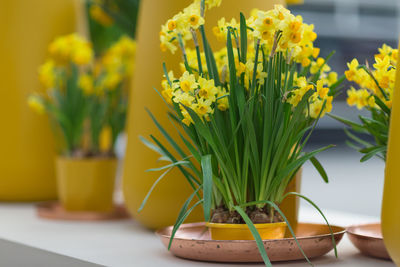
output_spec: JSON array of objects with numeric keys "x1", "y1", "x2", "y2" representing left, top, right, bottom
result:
[
  {"x1": 70, "y1": 149, "x2": 115, "y2": 159},
  {"x1": 210, "y1": 206, "x2": 283, "y2": 224}
]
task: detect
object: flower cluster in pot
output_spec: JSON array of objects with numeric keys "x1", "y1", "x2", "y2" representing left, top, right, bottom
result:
[
  {"x1": 139, "y1": 1, "x2": 342, "y2": 265},
  {"x1": 331, "y1": 44, "x2": 398, "y2": 162},
  {"x1": 28, "y1": 33, "x2": 136, "y2": 157}
]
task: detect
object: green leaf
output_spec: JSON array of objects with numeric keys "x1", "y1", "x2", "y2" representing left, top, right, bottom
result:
[
  {"x1": 138, "y1": 167, "x2": 173, "y2": 212},
  {"x1": 239, "y1": 13, "x2": 247, "y2": 63},
  {"x1": 149, "y1": 134, "x2": 201, "y2": 187},
  {"x1": 344, "y1": 128, "x2": 372, "y2": 148},
  {"x1": 283, "y1": 192, "x2": 338, "y2": 258},
  {"x1": 168, "y1": 198, "x2": 203, "y2": 250},
  {"x1": 233, "y1": 206, "x2": 272, "y2": 267},
  {"x1": 201, "y1": 155, "x2": 213, "y2": 222},
  {"x1": 235, "y1": 200, "x2": 313, "y2": 266},
  {"x1": 139, "y1": 136, "x2": 167, "y2": 157},
  {"x1": 373, "y1": 96, "x2": 391, "y2": 115},
  {"x1": 310, "y1": 156, "x2": 329, "y2": 183},
  {"x1": 146, "y1": 160, "x2": 190, "y2": 172},
  {"x1": 360, "y1": 146, "x2": 386, "y2": 162},
  {"x1": 146, "y1": 108, "x2": 187, "y2": 159},
  {"x1": 276, "y1": 145, "x2": 334, "y2": 182}
]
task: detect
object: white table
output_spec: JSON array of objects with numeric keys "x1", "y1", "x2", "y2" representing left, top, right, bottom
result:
[{"x1": 0, "y1": 203, "x2": 395, "y2": 267}]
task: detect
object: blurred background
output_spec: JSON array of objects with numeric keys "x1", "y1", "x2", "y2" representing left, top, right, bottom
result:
[
  {"x1": 2, "y1": 0, "x2": 398, "y2": 220},
  {"x1": 288, "y1": 0, "x2": 399, "y2": 218}
]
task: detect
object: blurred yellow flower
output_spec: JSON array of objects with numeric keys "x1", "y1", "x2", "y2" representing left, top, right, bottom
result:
[
  {"x1": 38, "y1": 60, "x2": 55, "y2": 88},
  {"x1": 48, "y1": 34, "x2": 93, "y2": 66},
  {"x1": 103, "y1": 72, "x2": 122, "y2": 90},
  {"x1": 344, "y1": 59, "x2": 359, "y2": 82},
  {"x1": 90, "y1": 4, "x2": 113, "y2": 26},
  {"x1": 316, "y1": 80, "x2": 329, "y2": 99},
  {"x1": 27, "y1": 95, "x2": 45, "y2": 114},
  {"x1": 78, "y1": 74, "x2": 94, "y2": 95},
  {"x1": 99, "y1": 126, "x2": 112, "y2": 152}
]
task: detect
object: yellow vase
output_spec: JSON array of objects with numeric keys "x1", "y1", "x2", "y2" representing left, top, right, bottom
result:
[
  {"x1": 206, "y1": 222, "x2": 287, "y2": 240},
  {"x1": 280, "y1": 170, "x2": 302, "y2": 236},
  {"x1": 123, "y1": 0, "x2": 285, "y2": 230},
  {"x1": 381, "y1": 43, "x2": 400, "y2": 265},
  {"x1": 0, "y1": 1, "x2": 77, "y2": 201},
  {"x1": 56, "y1": 157, "x2": 117, "y2": 212}
]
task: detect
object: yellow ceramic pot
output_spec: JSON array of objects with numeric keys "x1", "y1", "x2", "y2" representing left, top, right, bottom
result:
[
  {"x1": 0, "y1": 0, "x2": 77, "y2": 201},
  {"x1": 280, "y1": 169, "x2": 302, "y2": 235},
  {"x1": 381, "y1": 43, "x2": 400, "y2": 265},
  {"x1": 206, "y1": 222, "x2": 287, "y2": 240},
  {"x1": 56, "y1": 157, "x2": 117, "y2": 212},
  {"x1": 123, "y1": 0, "x2": 284, "y2": 230}
]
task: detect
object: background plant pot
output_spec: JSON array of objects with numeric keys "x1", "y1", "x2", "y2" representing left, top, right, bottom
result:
[
  {"x1": 206, "y1": 222, "x2": 287, "y2": 240},
  {"x1": 123, "y1": 0, "x2": 284, "y2": 230},
  {"x1": 0, "y1": 0, "x2": 77, "y2": 201},
  {"x1": 381, "y1": 43, "x2": 400, "y2": 265},
  {"x1": 56, "y1": 157, "x2": 117, "y2": 212},
  {"x1": 280, "y1": 169, "x2": 302, "y2": 236}
]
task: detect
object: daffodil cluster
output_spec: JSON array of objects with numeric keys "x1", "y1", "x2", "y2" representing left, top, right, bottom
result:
[
  {"x1": 160, "y1": 0, "x2": 221, "y2": 54},
  {"x1": 161, "y1": 71, "x2": 228, "y2": 126},
  {"x1": 29, "y1": 34, "x2": 135, "y2": 157},
  {"x1": 287, "y1": 77, "x2": 333, "y2": 119},
  {"x1": 90, "y1": 36, "x2": 136, "y2": 94},
  {"x1": 160, "y1": 3, "x2": 338, "y2": 123},
  {"x1": 48, "y1": 33, "x2": 93, "y2": 66},
  {"x1": 345, "y1": 44, "x2": 397, "y2": 110},
  {"x1": 213, "y1": 6, "x2": 319, "y2": 66},
  {"x1": 330, "y1": 44, "x2": 395, "y2": 163}
]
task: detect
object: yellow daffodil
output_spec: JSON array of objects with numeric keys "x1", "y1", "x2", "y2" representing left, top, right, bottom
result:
[
  {"x1": 216, "y1": 88, "x2": 229, "y2": 111},
  {"x1": 194, "y1": 98, "x2": 213, "y2": 116},
  {"x1": 179, "y1": 71, "x2": 198, "y2": 92},
  {"x1": 198, "y1": 77, "x2": 218, "y2": 101},
  {"x1": 345, "y1": 59, "x2": 359, "y2": 81},
  {"x1": 316, "y1": 80, "x2": 329, "y2": 99},
  {"x1": 173, "y1": 91, "x2": 195, "y2": 107}
]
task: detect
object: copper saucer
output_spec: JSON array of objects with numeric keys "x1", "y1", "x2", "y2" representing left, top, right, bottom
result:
[
  {"x1": 156, "y1": 222, "x2": 345, "y2": 263},
  {"x1": 347, "y1": 223, "x2": 391, "y2": 260},
  {"x1": 36, "y1": 202, "x2": 130, "y2": 221}
]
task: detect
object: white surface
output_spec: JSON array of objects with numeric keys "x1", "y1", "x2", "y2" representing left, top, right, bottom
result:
[
  {"x1": 301, "y1": 145, "x2": 385, "y2": 217},
  {"x1": 0, "y1": 203, "x2": 395, "y2": 267}
]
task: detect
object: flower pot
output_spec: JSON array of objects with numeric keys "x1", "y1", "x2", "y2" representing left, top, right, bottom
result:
[
  {"x1": 381, "y1": 44, "x2": 400, "y2": 265},
  {"x1": 123, "y1": 0, "x2": 285, "y2": 230},
  {"x1": 56, "y1": 157, "x2": 117, "y2": 212},
  {"x1": 280, "y1": 169, "x2": 302, "y2": 234},
  {"x1": 0, "y1": 0, "x2": 77, "y2": 201},
  {"x1": 206, "y1": 222, "x2": 287, "y2": 240}
]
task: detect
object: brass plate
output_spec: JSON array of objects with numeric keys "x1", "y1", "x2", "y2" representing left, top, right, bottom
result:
[
  {"x1": 36, "y1": 202, "x2": 130, "y2": 221},
  {"x1": 156, "y1": 222, "x2": 345, "y2": 263},
  {"x1": 347, "y1": 223, "x2": 391, "y2": 260}
]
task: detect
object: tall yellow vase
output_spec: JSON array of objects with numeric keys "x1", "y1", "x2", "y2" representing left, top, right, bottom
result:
[
  {"x1": 123, "y1": 0, "x2": 286, "y2": 230},
  {"x1": 0, "y1": 1, "x2": 77, "y2": 201},
  {"x1": 381, "y1": 43, "x2": 400, "y2": 265}
]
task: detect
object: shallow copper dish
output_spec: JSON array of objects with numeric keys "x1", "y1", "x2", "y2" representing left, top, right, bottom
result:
[
  {"x1": 347, "y1": 223, "x2": 391, "y2": 260},
  {"x1": 156, "y1": 222, "x2": 345, "y2": 263},
  {"x1": 36, "y1": 202, "x2": 130, "y2": 221}
]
